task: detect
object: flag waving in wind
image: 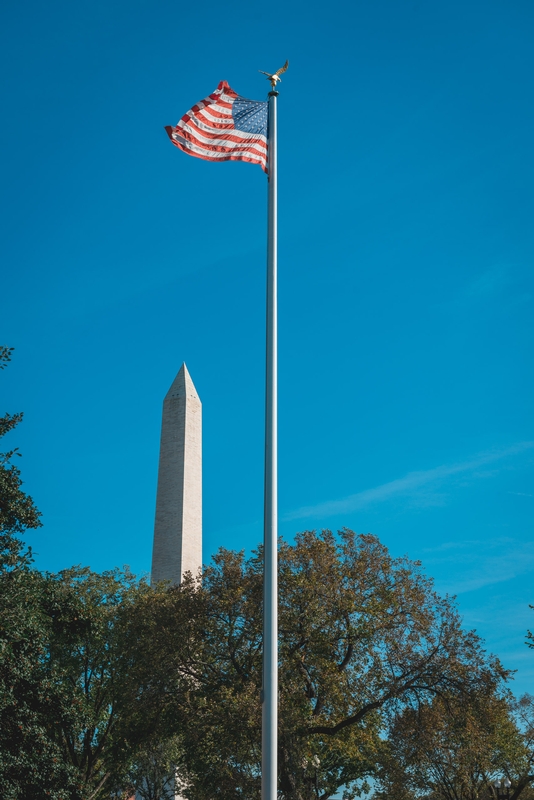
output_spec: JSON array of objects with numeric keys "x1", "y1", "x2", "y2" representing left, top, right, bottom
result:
[{"x1": 165, "y1": 81, "x2": 269, "y2": 172}]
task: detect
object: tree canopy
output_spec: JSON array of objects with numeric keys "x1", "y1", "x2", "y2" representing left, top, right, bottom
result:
[
  {"x1": 135, "y1": 530, "x2": 510, "y2": 800},
  {"x1": 0, "y1": 345, "x2": 41, "y2": 556},
  {"x1": 0, "y1": 346, "x2": 59, "y2": 798},
  {"x1": 373, "y1": 691, "x2": 534, "y2": 800},
  {"x1": 1, "y1": 346, "x2": 531, "y2": 800},
  {"x1": 0, "y1": 349, "x2": 160, "y2": 799}
]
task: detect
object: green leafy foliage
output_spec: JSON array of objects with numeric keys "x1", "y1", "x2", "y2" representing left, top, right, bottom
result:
[
  {"x1": 510, "y1": 695, "x2": 534, "y2": 800},
  {"x1": 1, "y1": 559, "x2": 190, "y2": 800},
  {"x1": 0, "y1": 347, "x2": 63, "y2": 798},
  {"x1": 150, "y1": 530, "x2": 510, "y2": 800},
  {"x1": 373, "y1": 692, "x2": 534, "y2": 800},
  {"x1": 0, "y1": 566, "x2": 79, "y2": 800},
  {"x1": 41, "y1": 566, "x2": 156, "y2": 800},
  {"x1": 0, "y1": 348, "x2": 199, "y2": 799},
  {"x1": 124, "y1": 737, "x2": 183, "y2": 800},
  {"x1": 0, "y1": 347, "x2": 41, "y2": 544}
]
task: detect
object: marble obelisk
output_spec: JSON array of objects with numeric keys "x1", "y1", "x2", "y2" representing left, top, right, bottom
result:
[{"x1": 151, "y1": 363, "x2": 202, "y2": 585}]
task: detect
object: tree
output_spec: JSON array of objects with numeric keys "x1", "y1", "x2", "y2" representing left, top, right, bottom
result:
[
  {"x1": 0, "y1": 348, "x2": 200, "y2": 799},
  {"x1": 39, "y1": 564, "x2": 205, "y2": 800},
  {"x1": 2, "y1": 558, "x2": 195, "y2": 800},
  {"x1": 0, "y1": 347, "x2": 519, "y2": 799},
  {"x1": 0, "y1": 345, "x2": 41, "y2": 573},
  {"x1": 115, "y1": 572, "x2": 207, "y2": 799},
  {"x1": 373, "y1": 691, "x2": 534, "y2": 800},
  {"x1": 40, "y1": 565, "x2": 157, "y2": 800},
  {"x1": 509, "y1": 695, "x2": 534, "y2": 800},
  {"x1": 0, "y1": 346, "x2": 41, "y2": 548},
  {"x1": 124, "y1": 736, "x2": 183, "y2": 800},
  {"x1": 0, "y1": 346, "x2": 75, "y2": 799},
  {"x1": 144, "y1": 530, "x2": 509, "y2": 800}
]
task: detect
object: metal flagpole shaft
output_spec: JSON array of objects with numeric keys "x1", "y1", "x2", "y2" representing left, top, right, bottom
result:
[{"x1": 262, "y1": 87, "x2": 278, "y2": 800}]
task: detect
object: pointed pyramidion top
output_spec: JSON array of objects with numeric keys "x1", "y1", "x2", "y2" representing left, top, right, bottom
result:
[{"x1": 165, "y1": 363, "x2": 201, "y2": 403}]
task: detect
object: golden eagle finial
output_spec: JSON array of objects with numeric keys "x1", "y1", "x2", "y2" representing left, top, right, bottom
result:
[{"x1": 259, "y1": 60, "x2": 289, "y2": 90}]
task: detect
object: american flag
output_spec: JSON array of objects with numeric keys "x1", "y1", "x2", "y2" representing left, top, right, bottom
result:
[{"x1": 165, "y1": 81, "x2": 269, "y2": 173}]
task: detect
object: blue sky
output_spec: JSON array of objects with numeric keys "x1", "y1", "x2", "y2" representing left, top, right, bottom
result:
[{"x1": 1, "y1": 0, "x2": 533, "y2": 694}]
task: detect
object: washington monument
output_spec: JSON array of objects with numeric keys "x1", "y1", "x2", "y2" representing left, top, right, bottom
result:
[{"x1": 151, "y1": 363, "x2": 202, "y2": 585}]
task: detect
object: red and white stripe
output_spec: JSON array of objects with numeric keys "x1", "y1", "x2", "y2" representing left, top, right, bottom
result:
[{"x1": 165, "y1": 81, "x2": 268, "y2": 172}]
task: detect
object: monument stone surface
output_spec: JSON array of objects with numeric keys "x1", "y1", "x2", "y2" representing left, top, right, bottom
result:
[{"x1": 151, "y1": 363, "x2": 202, "y2": 585}]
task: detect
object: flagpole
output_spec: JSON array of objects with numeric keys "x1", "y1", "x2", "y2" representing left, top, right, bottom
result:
[{"x1": 262, "y1": 87, "x2": 278, "y2": 800}]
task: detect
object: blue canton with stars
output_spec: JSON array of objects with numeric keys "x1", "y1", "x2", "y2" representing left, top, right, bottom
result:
[{"x1": 232, "y1": 98, "x2": 268, "y2": 136}]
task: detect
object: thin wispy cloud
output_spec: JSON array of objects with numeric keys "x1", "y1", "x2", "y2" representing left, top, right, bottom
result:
[
  {"x1": 430, "y1": 538, "x2": 534, "y2": 595},
  {"x1": 283, "y1": 442, "x2": 534, "y2": 522},
  {"x1": 452, "y1": 264, "x2": 532, "y2": 314},
  {"x1": 421, "y1": 538, "x2": 510, "y2": 554}
]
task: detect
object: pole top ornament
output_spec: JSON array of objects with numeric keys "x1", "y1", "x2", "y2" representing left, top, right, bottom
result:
[{"x1": 259, "y1": 60, "x2": 289, "y2": 90}]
